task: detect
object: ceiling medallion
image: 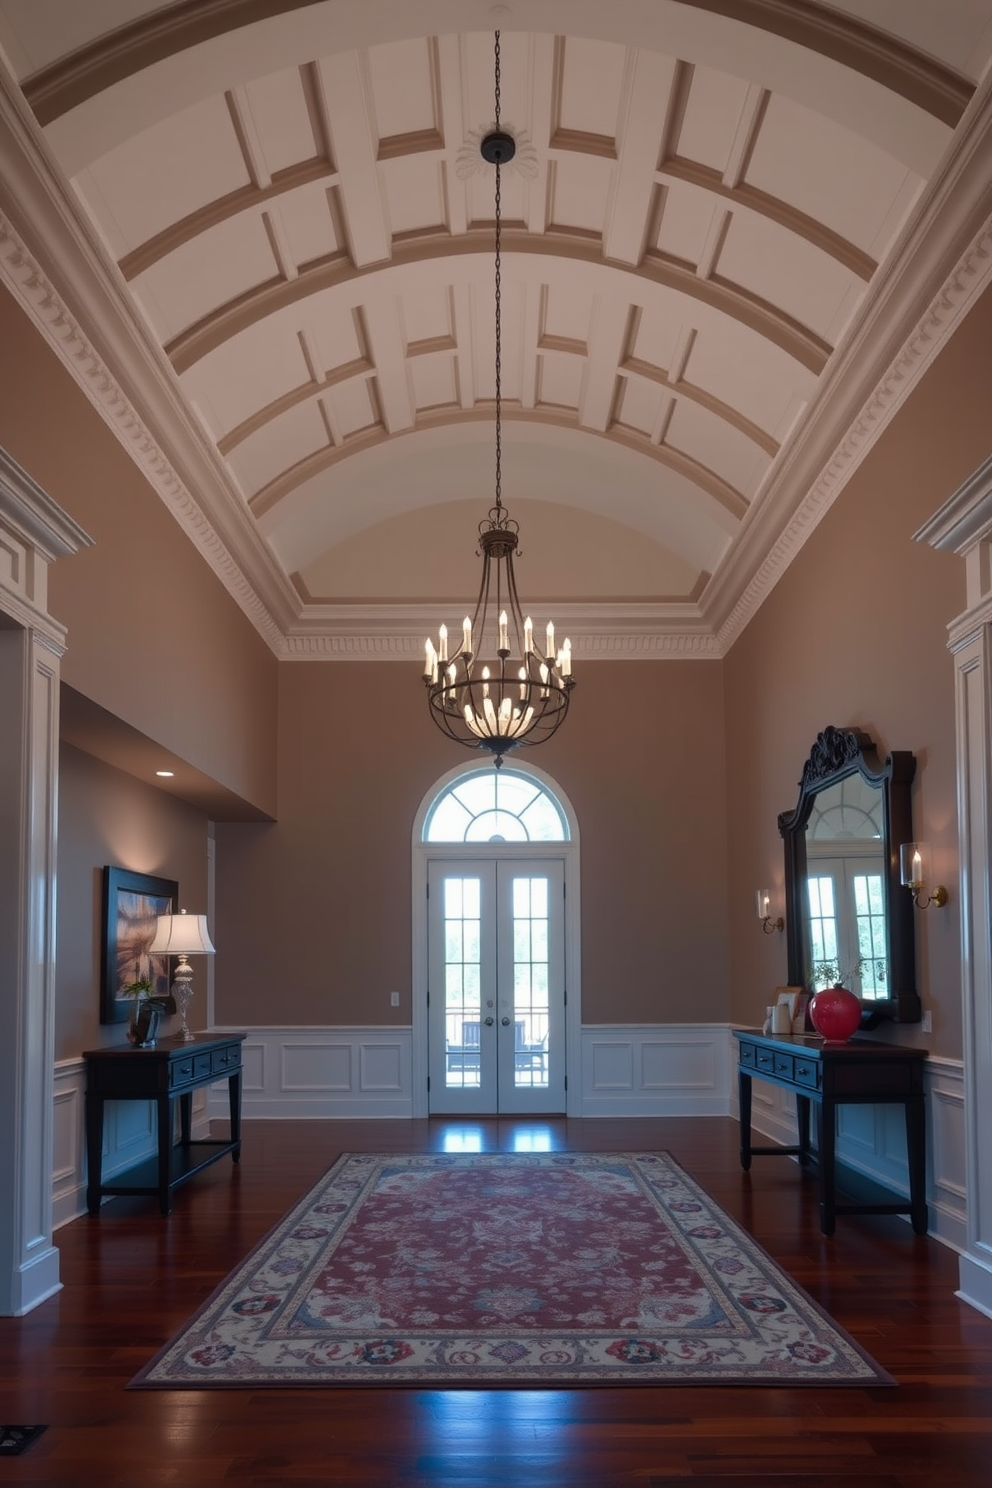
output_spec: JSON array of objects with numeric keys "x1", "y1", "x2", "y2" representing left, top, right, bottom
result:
[
  {"x1": 455, "y1": 124, "x2": 539, "y2": 181},
  {"x1": 423, "y1": 32, "x2": 574, "y2": 767}
]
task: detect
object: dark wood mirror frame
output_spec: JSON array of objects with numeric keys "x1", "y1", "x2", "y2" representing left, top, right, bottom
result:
[{"x1": 778, "y1": 725, "x2": 921, "y2": 1027}]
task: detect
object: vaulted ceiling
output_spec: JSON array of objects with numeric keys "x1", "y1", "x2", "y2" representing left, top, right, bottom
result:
[{"x1": 1, "y1": 1, "x2": 991, "y2": 660}]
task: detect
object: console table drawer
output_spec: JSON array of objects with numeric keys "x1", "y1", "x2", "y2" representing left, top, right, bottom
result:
[
  {"x1": 773, "y1": 1052, "x2": 794, "y2": 1080},
  {"x1": 794, "y1": 1058, "x2": 821, "y2": 1090},
  {"x1": 755, "y1": 1047, "x2": 776, "y2": 1073},
  {"x1": 169, "y1": 1055, "x2": 197, "y2": 1089},
  {"x1": 212, "y1": 1044, "x2": 241, "y2": 1075}
]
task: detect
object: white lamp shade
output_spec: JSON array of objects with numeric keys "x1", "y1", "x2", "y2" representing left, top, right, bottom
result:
[{"x1": 149, "y1": 911, "x2": 215, "y2": 956}]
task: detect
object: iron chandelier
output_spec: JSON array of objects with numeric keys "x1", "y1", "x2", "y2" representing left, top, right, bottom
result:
[{"x1": 423, "y1": 31, "x2": 574, "y2": 767}]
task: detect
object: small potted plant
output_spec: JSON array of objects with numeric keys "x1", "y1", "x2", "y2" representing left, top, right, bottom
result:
[{"x1": 121, "y1": 974, "x2": 171, "y2": 1047}]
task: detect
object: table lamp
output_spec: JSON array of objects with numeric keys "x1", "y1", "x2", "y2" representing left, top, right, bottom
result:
[{"x1": 149, "y1": 909, "x2": 215, "y2": 1042}]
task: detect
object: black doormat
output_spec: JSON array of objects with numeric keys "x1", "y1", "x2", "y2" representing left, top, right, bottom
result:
[{"x1": 0, "y1": 1425, "x2": 48, "y2": 1456}]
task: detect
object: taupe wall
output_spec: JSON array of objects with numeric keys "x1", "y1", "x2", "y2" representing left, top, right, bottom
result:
[
  {"x1": 12, "y1": 272, "x2": 992, "y2": 1063},
  {"x1": 55, "y1": 745, "x2": 211, "y2": 1059},
  {"x1": 724, "y1": 278, "x2": 992, "y2": 1059},
  {"x1": 0, "y1": 285, "x2": 278, "y2": 818},
  {"x1": 213, "y1": 659, "x2": 729, "y2": 1028}
]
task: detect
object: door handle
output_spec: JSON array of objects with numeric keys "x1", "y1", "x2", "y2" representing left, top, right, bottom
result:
[
  {"x1": 501, "y1": 1016, "x2": 511, "y2": 1026},
  {"x1": 483, "y1": 1016, "x2": 494, "y2": 1026}
]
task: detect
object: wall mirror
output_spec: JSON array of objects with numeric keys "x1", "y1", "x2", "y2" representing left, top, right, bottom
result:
[{"x1": 778, "y1": 726, "x2": 920, "y2": 1026}]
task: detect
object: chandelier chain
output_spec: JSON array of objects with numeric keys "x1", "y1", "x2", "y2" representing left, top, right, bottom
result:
[{"x1": 494, "y1": 30, "x2": 502, "y2": 514}]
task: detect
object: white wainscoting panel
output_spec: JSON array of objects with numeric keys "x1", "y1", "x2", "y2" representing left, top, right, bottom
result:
[
  {"x1": 50, "y1": 1033, "x2": 967, "y2": 1253},
  {"x1": 579, "y1": 1025, "x2": 731, "y2": 1116},
  {"x1": 209, "y1": 1027, "x2": 414, "y2": 1119},
  {"x1": 727, "y1": 1034, "x2": 966, "y2": 1250}
]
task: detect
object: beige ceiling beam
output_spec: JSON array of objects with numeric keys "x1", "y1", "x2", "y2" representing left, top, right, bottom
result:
[
  {"x1": 247, "y1": 401, "x2": 750, "y2": 526},
  {"x1": 207, "y1": 297, "x2": 777, "y2": 476},
  {"x1": 22, "y1": 0, "x2": 972, "y2": 133},
  {"x1": 316, "y1": 51, "x2": 390, "y2": 268},
  {"x1": 117, "y1": 158, "x2": 336, "y2": 281},
  {"x1": 618, "y1": 353, "x2": 779, "y2": 459},
  {"x1": 601, "y1": 49, "x2": 679, "y2": 267},
  {"x1": 164, "y1": 228, "x2": 832, "y2": 376},
  {"x1": 216, "y1": 341, "x2": 374, "y2": 456},
  {"x1": 658, "y1": 156, "x2": 878, "y2": 280},
  {"x1": 684, "y1": 0, "x2": 971, "y2": 128}
]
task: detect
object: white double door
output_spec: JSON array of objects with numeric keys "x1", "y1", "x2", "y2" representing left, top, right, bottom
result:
[{"x1": 427, "y1": 857, "x2": 566, "y2": 1114}]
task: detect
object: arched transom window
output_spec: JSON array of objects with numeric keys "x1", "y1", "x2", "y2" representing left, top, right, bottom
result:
[{"x1": 423, "y1": 767, "x2": 569, "y2": 844}]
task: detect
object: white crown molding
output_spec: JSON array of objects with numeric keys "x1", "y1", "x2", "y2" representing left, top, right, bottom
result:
[
  {"x1": 0, "y1": 445, "x2": 92, "y2": 561},
  {"x1": 0, "y1": 207, "x2": 290, "y2": 660},
  {"x1": 0, "y1": 66, "x2": 298, "y2": 652},
  {"x1": 715, "y1": 213, "x2": 992, "y2": 653},
  {"x1": 707, "y1": 67, "x2": 992, "y2": 653},
  {"x1": 915, "y1": 452, "x2": 992, "y2": 557},
  {"x1": 278, "y1": 602, "x2": 723, "y2": 659},
  {"x1": 279, "y1": 632, "x2": 723, "y2": 660}
]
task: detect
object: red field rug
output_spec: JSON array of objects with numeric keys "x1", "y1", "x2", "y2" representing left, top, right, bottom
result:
[{"x1": 131, "y1": 1151, "x2": 894, "y2": 1388}]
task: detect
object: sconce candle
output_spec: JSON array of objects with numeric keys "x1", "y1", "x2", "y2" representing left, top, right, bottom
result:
[
  {"x1": 900, "y1": 842, "x2": 948, "y2": 909},
  {"x1": 756, "y1": 889, "x2": 784, "y2": 934}
]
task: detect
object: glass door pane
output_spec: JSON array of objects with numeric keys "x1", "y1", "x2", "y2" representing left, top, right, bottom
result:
[
  {"x1": 511, "y1": 877, "x2": 549, "y2": 1091},
  {"x1": 443, "y1": 877, "x2": 482, "y2": 1090},
  {"x1": 496, "y1": 861, "x2": 565, "y2": 1115}
]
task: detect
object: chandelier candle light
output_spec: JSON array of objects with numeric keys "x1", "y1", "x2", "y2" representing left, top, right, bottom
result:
[{"x1": 423, "y1": 32, "x2": 574, "y2": 767}]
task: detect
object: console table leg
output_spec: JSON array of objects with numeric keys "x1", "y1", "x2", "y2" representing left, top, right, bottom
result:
[
  {"x1": 228, "y1": 1069, "x2": 242, "y2": 1162},
  {"x1": 738, "y1": 1071, "x2": 753, "y2": 1171},
  {"x1": 906, "y1": 1094, "x2": 928, "y2": 1235},
  {"x1": 179, "y1": 1092, "x2": 192, "y2": 1146},
  {"x1": 817, "y1": 1098, "x2": 837, "y2": 1236},
  {"x1": 157, "y1": 1094, "x2": 173, "y2": 1215},
  {"x1": 796, "y1": 1094, "x2": 811, "y2": 1164},
  {"x1": 85, "y1": 1092, "x2": 104, "y2": 1215}
]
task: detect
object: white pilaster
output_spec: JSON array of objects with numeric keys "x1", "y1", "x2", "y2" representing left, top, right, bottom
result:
[
  {"x1": 0, "y1": 447, "x2": 91, "y2": 1315},
  {"x1": 917, "y1": 454, "x2": 992, "y2": 1319}
]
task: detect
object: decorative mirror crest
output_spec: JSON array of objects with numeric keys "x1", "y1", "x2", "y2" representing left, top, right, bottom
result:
[{"x1": 801, "y1": 724, "x2": 869, "y2": 788}]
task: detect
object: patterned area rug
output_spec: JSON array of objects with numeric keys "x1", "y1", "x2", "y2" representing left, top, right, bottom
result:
[{"x1": 131, "y1": 1152, "x2": 894, "y2": 1388}]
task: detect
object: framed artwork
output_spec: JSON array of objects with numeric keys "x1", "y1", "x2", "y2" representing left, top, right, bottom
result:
[{"x1": 101, "y1": 867, "x2": 178, "y2": 1025}]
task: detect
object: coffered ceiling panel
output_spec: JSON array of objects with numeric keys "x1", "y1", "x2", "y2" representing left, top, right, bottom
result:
[{"x1": 1, "y1": 0, "x2": 991, "y2": 659}]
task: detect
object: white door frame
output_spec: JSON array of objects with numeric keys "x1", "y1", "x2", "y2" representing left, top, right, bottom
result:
[{"x1": 411, "y1": 759, "x2": 581, "y2": 1118}]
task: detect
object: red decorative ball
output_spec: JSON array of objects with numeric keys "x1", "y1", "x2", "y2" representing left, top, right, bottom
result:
[{"x1": 809, "y1": 985, "x2": 862, "y2": 1042}]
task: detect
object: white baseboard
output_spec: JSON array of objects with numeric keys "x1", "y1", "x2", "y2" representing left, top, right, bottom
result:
[{"x1": 957, "y1": 1252, "x2": 992, "y2": 1319}]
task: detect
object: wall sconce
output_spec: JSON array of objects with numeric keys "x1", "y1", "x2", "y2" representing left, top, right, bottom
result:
[
  {"x1": 899, "y1": 843, "x2": 948, "y2": 909},
  {"x1": 756, "y1": 889, "x2": 784, "y2": 934}
]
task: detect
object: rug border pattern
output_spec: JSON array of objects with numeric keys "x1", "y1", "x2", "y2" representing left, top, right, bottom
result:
[{"x1": 129, "y1": 1152, "x2": 895, "y2": 1389}]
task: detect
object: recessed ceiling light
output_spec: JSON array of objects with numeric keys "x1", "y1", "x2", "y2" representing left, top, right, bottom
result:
[{"x1": 155, "y1": 770, "x2": 175, "y2": 778}]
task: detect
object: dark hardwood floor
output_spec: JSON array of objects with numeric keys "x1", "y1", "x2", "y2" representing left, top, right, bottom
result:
[{"x1": 2, "y1": 1116, "x2": 991, "y2": 1486}]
